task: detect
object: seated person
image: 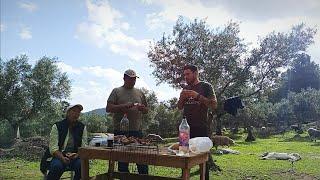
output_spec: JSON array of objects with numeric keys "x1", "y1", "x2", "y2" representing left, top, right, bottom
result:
[{"x1": 46, "y1": 104, "x2": 88, "y2": 180}]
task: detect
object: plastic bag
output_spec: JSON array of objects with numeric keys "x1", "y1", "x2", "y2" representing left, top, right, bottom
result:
[{"x1": 189, "y1": 137, "x2": 213, "y2": 154}]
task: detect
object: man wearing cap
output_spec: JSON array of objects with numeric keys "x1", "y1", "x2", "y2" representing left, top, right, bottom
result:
[
  {"x1": 46, "y1": 104, "x2": 88, "y2": 180},
  {"x1": 106, "y1": 69, "x2": 149, "y2": 175},
  {"x1": 177, "y1": 65, "x2": 217, "y2": 180}
]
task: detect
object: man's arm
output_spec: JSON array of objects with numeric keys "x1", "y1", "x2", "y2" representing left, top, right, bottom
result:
[
  {"x1": 137, "y1": 104, "x2": 148, "y2": 114},
  {"x1": 182, "y1": 89, "x2": 217, "y2": 110},
  {"x1": 202, "y1": 83, "x2": 218, "y2": 110},
  {"x1": 49, "y1": 125, "x2": 58, "y2": 153},
  {"x1": 137, "y1": 93, "x2": 149, "y2": 114},
  {"x1": 198, "y1": 94, "x2": 217, "y2": 110},
  {"x1": 177, "y1": 91, "x2": 187, "y2": 110},
  {"x1": 106, "y1": 102, "x2": 134, "y2": 113}
]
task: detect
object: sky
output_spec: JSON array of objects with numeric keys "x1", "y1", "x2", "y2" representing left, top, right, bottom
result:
[{"x1": 1, "y1": 0, "x2": 320, "y2": 112}]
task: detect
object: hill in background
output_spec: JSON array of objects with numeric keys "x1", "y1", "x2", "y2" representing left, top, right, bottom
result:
[{"x1": 84, "y1": 108, "x2": 107, "y2": 116}]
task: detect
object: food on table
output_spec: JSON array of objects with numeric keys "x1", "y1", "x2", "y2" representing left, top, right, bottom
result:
[{"x1": 114, "y1": 134, "x2": 163, "y2": 145}]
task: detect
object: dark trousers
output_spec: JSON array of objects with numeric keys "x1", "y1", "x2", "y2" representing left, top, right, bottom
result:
[
  {"x1": 47, "y1": 157, "x2": 81, "y2": 180},
  {"x1": 114, "y1": 130, "x2": 149, "y2": 174}
]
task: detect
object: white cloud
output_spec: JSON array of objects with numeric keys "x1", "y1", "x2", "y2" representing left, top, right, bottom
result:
[
  {"x1": 18, "y1": 1, "x2": 38, "y2": 12},
  {"x1": 19, "y1": 27, "x2": 32, "y2": 40},
  {"x1": 86, "y1": 0, "x2": 122, "y2": 29},
  {"x1": 146, "y1": 12, "x2": 167, "y2": 30},
  {"x1": 145, "y1": 0, "x2": 320, "y2": 29},
  {"x1": 56, "y1": 62, "x2": 82, "y2": 75},
  {"x1": 83, "y1": 66, "x2": 123, "y2": 87},
  {"x1": 308, "y1": 32, "x2": 320, "y2": 64},
  {"x1": 140, "y1": 0, "x2": 154, "y2": 5},
  {"x1": 155, "y1": 88, "x2": 180, "y2": 102},
  {"x1": 107, "y1": 31, "x2": 150, "y2": 61},
  {"x1": 136, "y1": 78, "x2": 151, "y2": 90},
  {"x1": 76, "y1": 22, "x2": 106, "y2": 48},
  {"x1": 239, "y1": 17, "x2": 320, "y2": 65},
  {"x1": 70, "y1": 85, "x2": 107, "y2": 112},
  {"x1": 239, "y1": 16, "x2": 320, "y2": 47},
  {"x1": 76, "y1": 0, "x2": 149, "y2": 61},
  {"x1": 0, "y1": 23, "x2": 5, "y2": 32},
  {"x1": 145, "y1": 0, "x2": 234, "y2": 30},
  {"x1": 88, "y1": 81, "x2": 100, "y2": 86},
  {"x1": 121, "y1": 22, "x2": 130, "y2": 30}
]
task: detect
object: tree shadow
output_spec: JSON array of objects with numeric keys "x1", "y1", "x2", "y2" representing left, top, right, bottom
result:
[
  {"x1": 190, "y1": 169, "x2": 200, "y2": 176},
  {"x1": 279, "y1": 134, "x2": 311, "y2": 142},
  {"x1": 310, "y1": 142, "x2": 320, "y2": 146},
  {"x1": 235, "y1": 141, "x2": 258, "y2": 145}
]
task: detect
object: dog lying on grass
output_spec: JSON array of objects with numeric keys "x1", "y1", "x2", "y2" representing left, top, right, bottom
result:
[{"x1": 260, "y1": 152, "x2": 301, "y2": 161}]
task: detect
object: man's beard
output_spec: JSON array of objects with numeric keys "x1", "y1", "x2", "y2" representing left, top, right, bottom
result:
[
  {"x1": 186, "y1": 78, "x2": 195, "y2": 85},
  {"x1": 127, "y1": 84, "x2": 134, "y2": 89}
]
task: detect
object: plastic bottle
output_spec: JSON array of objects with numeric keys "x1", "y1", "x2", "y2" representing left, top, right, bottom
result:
[
  {"x1": 120, "y1": 113, "x2": 129, "y2": 135},
  {"x1": 178, "y1": 116, "x2": 190, "y2": 156}
]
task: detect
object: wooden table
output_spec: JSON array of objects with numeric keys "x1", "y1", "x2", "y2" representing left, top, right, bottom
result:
[{"x1": 78, "y1": 145, "x2": 208, "y2": 180}]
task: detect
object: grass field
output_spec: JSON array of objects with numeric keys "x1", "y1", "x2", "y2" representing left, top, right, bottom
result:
[{"x1": 1, "y1": 132, "x2": 319, "y2": 180}]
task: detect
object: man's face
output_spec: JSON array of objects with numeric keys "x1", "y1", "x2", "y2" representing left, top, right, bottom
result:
[
  {"x1": 124, "y1": 76, "x2": 136, "y2": 88},
  {"x1": 183, "y1": 69, "x2": 197, "y2": 85},
  {"x1": 66, "y1": 107, "x2": 81, "y2": 123}
]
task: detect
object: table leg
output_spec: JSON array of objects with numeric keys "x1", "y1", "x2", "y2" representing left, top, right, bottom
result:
[
  {"x1": 182, "y1": 168, "x2": 190, "y2": 180},
  {"x1": 108, "y1": 160, "x2": 115, "y2": 180},
  {"x1": 199, "y1": 162, "x2": 206, "y2": 180},
  {"x1": 81, "y1": 158, "x2": 89, "y2": 180}
]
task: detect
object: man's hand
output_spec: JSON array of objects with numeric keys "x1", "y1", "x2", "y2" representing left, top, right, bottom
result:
[
  {"x1": 119, "y1": 102, "x2": 134, "y2": 112},
  {"x1": 61, "y1": 156, "x2": 70, "y2": 164},
  {"x1": 132, "y1": 103, "x2": 148, "y2": 113},
  {"x1": 123, "y1": 102, "x2": 134, "y2": 109},
  {"x1": 182, "y1": 90, "x2": 199, "y2": 99},
  {"x1": 179, "y1": 90, "x2": 187, "y2": 101},
  {"x1": 178, "y1": 90, "x2": 199, "y2": 109},
  {"x1": 66, "y1": 153, "x2": 78, "y2": 160},
  {"x1": 107, "y1": 102, "x2": 134, "y2": 113},
  {"x1": 135, "y1": 103, "x2": 145, "y2": 111},
  {"x1": 53, "y1": 150, "x2": 70, "y2": 165}
]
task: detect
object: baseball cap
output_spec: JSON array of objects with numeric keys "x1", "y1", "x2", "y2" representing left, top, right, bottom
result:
[
  {"x1": 65, "y1": 104, "x2": 83, "y2": 113},
  {"x1": 124, "y1": 69, "x2": 139, "y2": 78}
]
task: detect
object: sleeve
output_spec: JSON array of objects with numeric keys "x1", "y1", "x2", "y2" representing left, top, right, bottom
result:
[
  {"x1": 107, "y1": 88, "x2": 117, "y2": 104},
  {"x1": 49, "y1": 124, "x2": 59, "y2": 155},
  {"x1": 81, "y1": 126, "x2": 88, "y2": 147},
  {"x1": 205, "y1": 82, "x2": 215, "y2": 99}
]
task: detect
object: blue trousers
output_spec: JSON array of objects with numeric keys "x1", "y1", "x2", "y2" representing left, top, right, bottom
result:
[
  {"x1": 47, "y1": 157, "x2": 81, "y2": 180},
  {"x1": 114, "y1": 130, "x2": 149, "y2": 174}
]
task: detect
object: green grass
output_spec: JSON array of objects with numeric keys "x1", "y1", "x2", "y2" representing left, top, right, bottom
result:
[{"x1": 1, "y1": 133, "x2": 319, "y2": 180}]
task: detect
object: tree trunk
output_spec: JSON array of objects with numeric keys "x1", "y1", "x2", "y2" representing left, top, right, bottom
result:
[
  {"x1": 207, "y1": 113, "x2": 214, "y2": 137},
  {"x1": 12, "y1": 123, "x2": 18, "y2": 139},
  {"x1": 245, "y1": 126, "x2": 256, "y2": 142},
  {"x1": 216, "y1": 117, "x2": 222, "y2": 136},
  {"x1": 9, "y1": 122, "x2": 22, "y2": 142},
  {"x1": 16, "y1": 126, "x2": 21, "y2": 139}
]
